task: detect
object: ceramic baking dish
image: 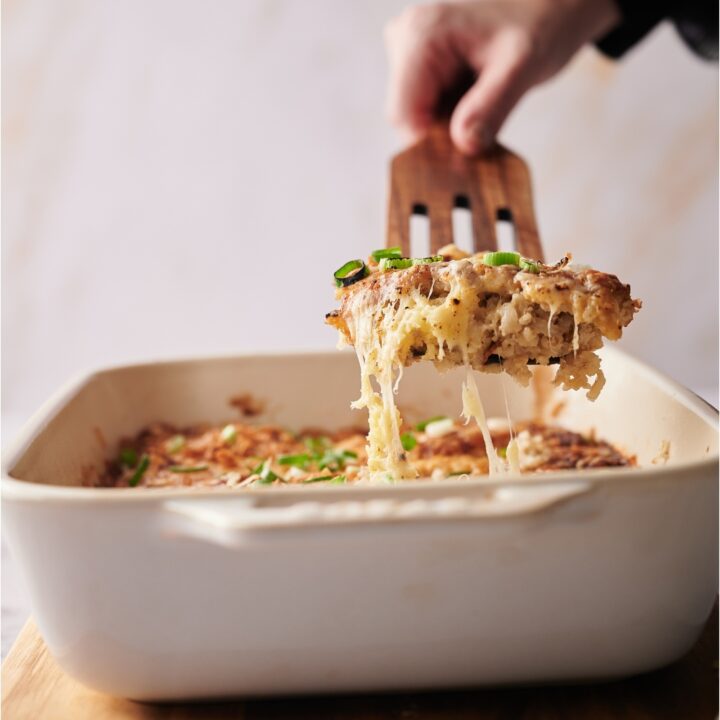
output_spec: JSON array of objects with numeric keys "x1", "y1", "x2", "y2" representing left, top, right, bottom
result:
[{"x1": 2, "y1": 347, "x2": 717, "y2": 700}]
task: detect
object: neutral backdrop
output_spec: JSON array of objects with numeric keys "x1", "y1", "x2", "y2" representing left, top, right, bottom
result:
[{"x1": 2, "y1": 0, "x2": 718, "y2": 656}]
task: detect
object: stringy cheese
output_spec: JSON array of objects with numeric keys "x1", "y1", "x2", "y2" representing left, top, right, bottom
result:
[{"x1": 342, "y1": 266, "x2": 518, "y2": 481}]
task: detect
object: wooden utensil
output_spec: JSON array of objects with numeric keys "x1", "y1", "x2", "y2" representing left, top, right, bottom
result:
[{"x1": 387, "y1": 124, "x2": 544, "y2": 261}]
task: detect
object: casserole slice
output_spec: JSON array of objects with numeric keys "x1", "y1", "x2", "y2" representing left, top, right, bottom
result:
[
  {"x1": 326, "y1": 246, "x2": 640, "y2": 479},
  {"x1": 327, "y1": 247, "x2": 640, "y2": 398}
]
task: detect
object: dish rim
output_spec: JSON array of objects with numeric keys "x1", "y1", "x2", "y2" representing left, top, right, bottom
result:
[{"x1": 3, "y1": 346, "x2": 717, "y2": 504}]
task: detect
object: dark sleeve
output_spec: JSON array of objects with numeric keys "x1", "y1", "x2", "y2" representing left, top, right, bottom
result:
[{"x1": 596, "y1": 0, "x2": 718, "y2": 60}]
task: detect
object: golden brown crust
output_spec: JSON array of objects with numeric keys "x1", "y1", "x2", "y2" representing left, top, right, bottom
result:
[
  {"x1": 327, "y1": 250, "x2": 640, "y2": 401},
  {"x1": 98, "y1": 419, "x2": 633, "y2": 489},
  {"x1": 330, "y1": 256, "x2": 639, "y2": 352}
]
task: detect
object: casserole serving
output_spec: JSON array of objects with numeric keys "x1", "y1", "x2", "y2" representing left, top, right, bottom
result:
[{"x1": 2, "y1": 348, "x2": 717, "y2": 700}]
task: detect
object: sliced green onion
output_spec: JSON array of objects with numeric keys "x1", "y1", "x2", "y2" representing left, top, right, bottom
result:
[
  {"x1": 334, "y1": 259, "x2": 368, "y2": 287},
  {"x1": 220, "y1": 424, "x2": 237, "y2": 446},
  {"x1": 128, "y1": 454, "x2": 150, "y2": 486},
  {"x1": 169, "y1": 464, "x2": 209, "y2": 473},
  {"x1": 318, "y1": 449, "x2": 357, "y2": 472},
  {"x1": 448, "y1": 469, "x2": 472, "y2": 477},
  {"x1": 278, "y1": 453, "x2": 311, "y2": 468},
  {"x1": 483, "y1": 251, "x2": 520, "y2": 267},
  {"x1": 400, "y1": 432, "x2": 417, "y2": 451},
  {"x1": 415, "y1": 415, "x2": 448, "y2": 432},
  {"x1": 165, "y1": 435, "x2": 185, "y2": 454},
  {"x1": 371, "y1": 247, "x2": 402, "y2": 261},
  {"x1": 424, "y1": 417, "x2": 455, "y2": 437},
  {"x1": 304, "y1": 436, "x2": 330, "y2": 456},
  {"x1": 412, "y1": 255, "x2": 443, "y2": 265},
  {"x1": 497, "y1": 447, "x2": 507, "y2": 458},
  {"x1": 304, "y1": 474, "x2": 347, "y2": 484},
  {"x1": 379, "y1": 257, "x2": 413, "y2": 271},
  {"x1": 119, "y1": 448, "x2": 138, "y2": 468},
  {"x1": 251, "y1": 460, "x2": 281, "y2": 484},
  {"x1": 519, "y1": 257, "x2": 540, "y2": 273}
]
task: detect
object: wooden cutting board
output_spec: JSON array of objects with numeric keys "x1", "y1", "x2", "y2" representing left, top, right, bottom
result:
[{"x1": 2, "y1": 610, "x2": 717, "y2": 720}]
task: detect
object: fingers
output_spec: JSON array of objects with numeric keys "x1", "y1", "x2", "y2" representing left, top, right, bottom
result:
[
  {"x1": 384, "y1": 4, "x2": 462, "y2": 140},
  {"x1": 450, "y1": 40, "x2": 532, "y2": 155}
]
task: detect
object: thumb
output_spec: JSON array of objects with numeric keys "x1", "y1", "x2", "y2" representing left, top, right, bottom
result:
[{"x1": 449, "y1": 55, "x2": 530, "y2": 156}]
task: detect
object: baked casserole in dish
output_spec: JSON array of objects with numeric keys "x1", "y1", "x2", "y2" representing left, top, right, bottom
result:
[{"x1": 2, "y1": 348, "x2": 717, "y2": 700}]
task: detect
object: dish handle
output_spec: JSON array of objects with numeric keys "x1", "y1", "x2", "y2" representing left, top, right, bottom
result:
[{"x1": 160, "y1": 481, "x2": 592, "y2": 547}]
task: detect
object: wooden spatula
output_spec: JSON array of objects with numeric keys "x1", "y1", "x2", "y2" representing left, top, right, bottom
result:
[{"x1": 387, "y1": 124, "x2": 544, "y2": 262}]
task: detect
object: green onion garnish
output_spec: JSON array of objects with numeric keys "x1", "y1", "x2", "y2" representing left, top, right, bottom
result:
[
  {"x1": 251, "y1": 460, "x2": 281, "y2": 484},
  {"x1": 169, "y1": 464, "x2": 209, "y2": 473},
  {"x1": 483, "y1": 251, "x2": 520, "y2": 267},
  {"x1": 128, "y1": 454, "x2": 150, "y2": 486},
  {"x1": 400, "y1": 432, "x2": 417, "y2": 451},
  {"x1": 379, "y1": 257, "x2": 413, "y2": 271},
  {"x1": 165, "y1": 435, "x2": 185, "y2": 454},
  {"x1": 304, "y1": 436, "x2": 330, "y2": 455},
  {"x1": 412, "y1": 255, "x2": 444, "y2": 265},
  {"x1": 497, "y1": 447, "x2": 507, "y2": 458},
  {"x1": 425, "y1": 417, "x2": 454, "y2": 437},
  {"x1": 304, "y1": 474, "x2": 347, "y2": 484},
  {"x1": 415, "y1": 415, "x2": 448, "y2": 432},
  {"x1": 278, "y1": 453, "x2": 311, "y2": 468},
  {"x1": 448, "y1": 470, "x2": 472, "y2": 477},
  {"x1": 318, "y1": 449, "x2": 357, "y2": 472},
  {"x1": 519, "y1": 257, "x2": 540, "y2": 273},
  {"x1": 371, "y1": 247, "x2": 402, "y2": 261},
  {"x1": 334, "y1": 259, "x2": 368, "y2": 287},
  {"x1": 119, "y1": 448, "x2": 138, "y2": 468},
  {"x1": 220, "y1": 424, "x2": 237, "y2": 446}
]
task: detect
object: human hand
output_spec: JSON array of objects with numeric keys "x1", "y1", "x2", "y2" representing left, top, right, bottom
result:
[{"x1": 385, "y1": 0, "x2": 620, "y2": 154}]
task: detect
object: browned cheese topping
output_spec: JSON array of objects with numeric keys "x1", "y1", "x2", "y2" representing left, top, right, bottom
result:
[{"x1": 97, "y1": 419, "x2": 634, "y2": 489}]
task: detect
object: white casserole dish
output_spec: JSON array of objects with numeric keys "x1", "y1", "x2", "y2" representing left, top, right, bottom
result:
[{"x1": 2, "y1": 347, "x2": 717, "y2": 700}]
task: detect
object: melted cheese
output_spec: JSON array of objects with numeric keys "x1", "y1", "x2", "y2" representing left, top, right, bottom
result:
[
  {"x1": 342, "y1": 269, "x2": 519, "y2": 481},
  {"x1": 461, "y1": 369, "x2": 504, "y2": 475}
]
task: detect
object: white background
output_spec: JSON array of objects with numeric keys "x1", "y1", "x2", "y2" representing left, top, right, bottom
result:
[{"x1": 2, "y1": 0, "x2": 718, "y2": 656}]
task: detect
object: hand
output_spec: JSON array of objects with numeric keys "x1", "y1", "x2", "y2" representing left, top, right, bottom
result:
[{"x1": 385, "y1": 0, "x2": 620, "y2": 155}]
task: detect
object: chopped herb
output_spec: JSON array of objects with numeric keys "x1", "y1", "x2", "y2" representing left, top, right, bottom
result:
[
  {"x1": 400, "y1": 432, "x2": 417, "y2": 451},
  {"x1": 497, "y1": 447, "x2": 507, "y2": 458},
  {"x1": 424, "y1": 417, "x2": 455, "y2": 437},
  {"x1": 278, "y1": 453, "x2": 311, "y2": 468},
  {"x1": 379, "y1": 257, "x2": 413, "y2": 271},
  {"x1": 519, "y1": 257, "x2": 540, "y2": 273},
  {"x1": 300, "y1": 437, "x2": 356, "y2": 472},
  {"x1": 411, "y1": 255, "x2": 443, "y2": 265},
  {"x1": 220, "y1": 424, "x2": 237, "y2": 446},
  {"x1": 128, "y1": 454, "x2": 150, "y2": 486},
  {"x1": 251, "y1": 460, "x2": 281, "y2": 484},
  {"x1": 318, "y1": 449, "x2": 357, "y2": 472},
  {"x1": 169, "y1": 464, "x2": 209, "y2": 473},
  {"x1": 119, "y1": 448, "x2": 138, "y2": 468},
  {"x1": 415, "y1": 415, "x2": 448, "y2": 432},
  {"x1": 165, "y1": 435, "x2": 185, "y2": 454},
  {"x1": 371, "y1": 247, "x2": 402, "y2": 261},
  {"x1": 334, "y1": 259, "x2": 368, "y2": 287},
  {"x1": 483, "y1": 251, "x2": 520, "y2": 267},
  {"x1": 448, "y1": 470, "x2": 472, "y2": 477},
  {"x1": 304, "y1": 436, "x2": 330, "y2": 455},
  {"x1": 303, "y1": 474, "x2": 346, "y2": 484}
]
